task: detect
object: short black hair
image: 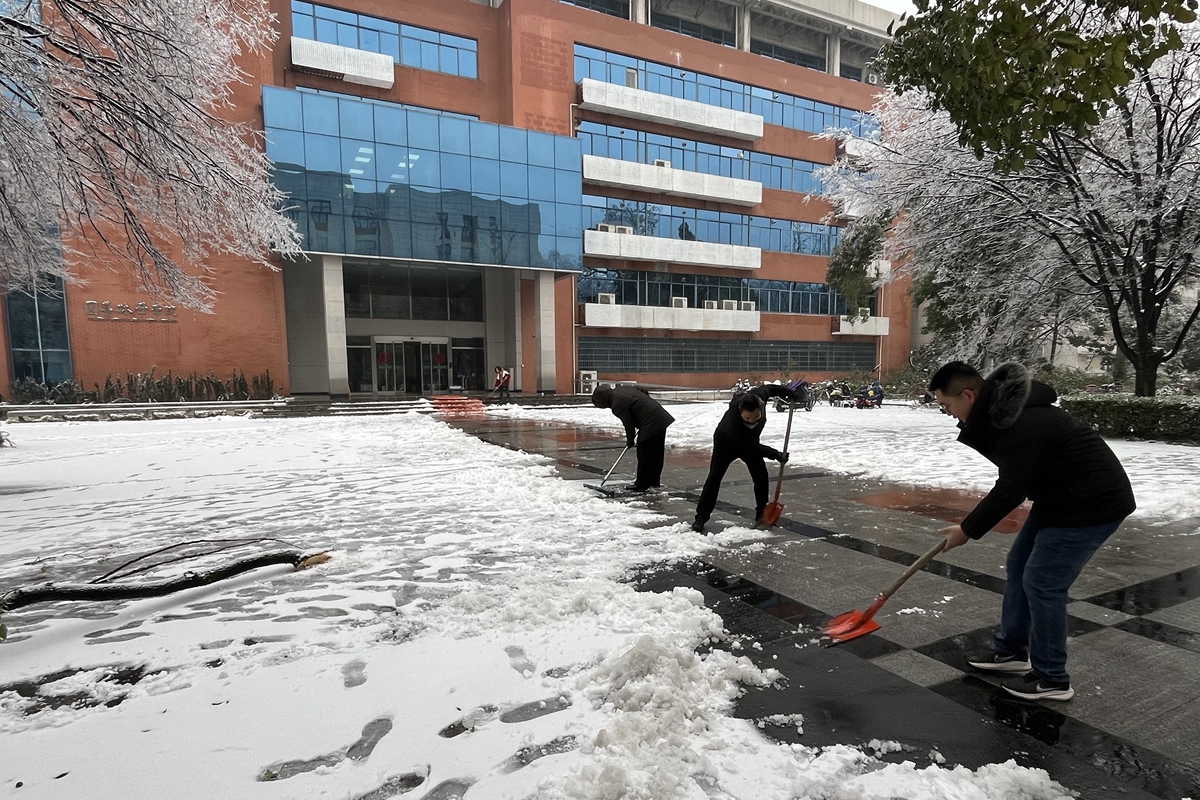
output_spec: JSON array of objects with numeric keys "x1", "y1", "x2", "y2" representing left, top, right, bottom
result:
[
  {"x1": 928, "y1": 361, "x2": 984, "y2": 395},
  {"x1": 738, "y1": 393, "x2": 764, "y2": 413}
]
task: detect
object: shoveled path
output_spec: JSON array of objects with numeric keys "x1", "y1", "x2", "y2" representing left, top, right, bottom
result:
[{"x1": 448, "y1": 412, "x2": 1200, "y2": 800}]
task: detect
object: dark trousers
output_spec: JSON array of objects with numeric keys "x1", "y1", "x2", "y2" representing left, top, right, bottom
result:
[
  {"x1": 695, "y1": 442, "x2": 769, "y2": 523},
  {"x1": 994, "y1": 517, "x2": 1123, "y2": 684},
  {"x1": 634, "y1": 432, "x2": 667, "y2": 489}
]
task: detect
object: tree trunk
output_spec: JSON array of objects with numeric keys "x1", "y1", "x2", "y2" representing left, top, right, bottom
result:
[{"x1": 1132, "y1": 357, "x2": 1159, "y2": 396}]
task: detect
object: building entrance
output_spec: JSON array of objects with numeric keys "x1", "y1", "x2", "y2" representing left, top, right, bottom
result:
[{"x1": 372, "y1": 336, "x2": 449, "y2": 395}]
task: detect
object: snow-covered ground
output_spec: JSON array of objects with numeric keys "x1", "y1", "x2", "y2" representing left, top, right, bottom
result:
[
  {"x1": 490, "y1": 400, "x2": 1200, "y2": 522},
  {"x1": 0, "y1": 412, "x2": 1119, "y2": 799}
]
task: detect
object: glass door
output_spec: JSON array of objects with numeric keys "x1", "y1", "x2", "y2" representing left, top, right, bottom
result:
[
  {"x1": 422, "y1": 342, "x2": 449, "y2": 393},
  {"x1": 374, "y1": 341, "x2": 403, "y2": 394}
]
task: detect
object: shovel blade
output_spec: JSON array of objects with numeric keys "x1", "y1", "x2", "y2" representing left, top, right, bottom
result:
[
  {"x1": 761, "y1": 502, "x2": 784, "y2": 526},
  {"x1": 820, "y1": 609, "x2": 882, "y2": 643}
]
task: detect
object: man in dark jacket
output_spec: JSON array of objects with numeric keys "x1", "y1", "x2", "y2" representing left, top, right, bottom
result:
[
  {"x1": 931, "y1": 361, "x2": 1136, "y2": 702},
  {"x1": 691, "y1": 383, "x2": 798, "y2": 533},
  {"x1": 592, "y1": 384, "x2": 675, "y2": 492}
]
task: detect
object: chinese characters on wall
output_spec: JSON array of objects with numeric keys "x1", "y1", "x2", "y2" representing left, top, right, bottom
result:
[{"x1": 85, "y1": 300, "x2": 179, "y2": 323}]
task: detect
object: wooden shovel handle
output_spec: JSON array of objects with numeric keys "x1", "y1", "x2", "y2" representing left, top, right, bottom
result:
[
  {"x1": 881, "y1": 539, "x2": 947, "y2": 599},
  {"x1": 770, "y1": 400, "x2": 797, "y2": 504}
]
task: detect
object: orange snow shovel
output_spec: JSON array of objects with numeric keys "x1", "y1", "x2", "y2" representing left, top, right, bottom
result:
[
  {"x1": 760, "y1": 399, "x2": 796, "y2": 526},
  {"x1": 822, "y1": 539, "x2": 948, "y2": 644}
]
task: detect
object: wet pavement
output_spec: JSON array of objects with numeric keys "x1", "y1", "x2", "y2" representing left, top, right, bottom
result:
[{"x1": 449, "y1": 412, "x2": 1200, "y2": 800}]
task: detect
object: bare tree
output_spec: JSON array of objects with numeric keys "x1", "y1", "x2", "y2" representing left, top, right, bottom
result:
[
  {"x1": 0, "y1": 0, "x2": 301, "y2": 308},
  {"x1": 821, "y1": 30, "x2": 1200, "y2": 395}
]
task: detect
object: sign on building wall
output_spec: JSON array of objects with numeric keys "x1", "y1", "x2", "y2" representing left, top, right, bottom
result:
[{"x1": 85, "y1": 301, "x2": 179, "y2": 323}]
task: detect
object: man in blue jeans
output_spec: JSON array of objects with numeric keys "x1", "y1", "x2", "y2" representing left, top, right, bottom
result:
[{"x1": 931, "y1": 361, "x2": 1136, "y2": 701}]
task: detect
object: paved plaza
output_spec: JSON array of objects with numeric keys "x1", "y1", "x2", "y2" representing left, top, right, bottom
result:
[{"x1": 452, "y1": 410, "x2": 1200, "y2": 800}]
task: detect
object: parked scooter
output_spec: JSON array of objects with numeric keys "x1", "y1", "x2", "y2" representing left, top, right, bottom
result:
[{"x1": 773, "y1": 379, "x2": 816, "y2": 412}]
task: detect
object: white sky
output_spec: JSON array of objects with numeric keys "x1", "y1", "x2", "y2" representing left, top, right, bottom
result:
[
  {"x1": 1, "y1": 408, "x2": 1188, "y2": 799},
  {"x1": 863, "y1": 0, "x2": 919, "y2": 16}
]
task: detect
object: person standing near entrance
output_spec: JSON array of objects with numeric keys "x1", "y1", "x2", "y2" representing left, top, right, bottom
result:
[
  {"x1": 930, "y1": 361, "x2": 1135, "y2": 701},
  {"x1": 692, "y1": 382, "x2": 798, "y2": 533},
  {"x1": 494, "y1": 366, "x2": 511, "y2": 401},
  {"x1": 591, "y1": 384, "x2": 675, "y2": 492}
]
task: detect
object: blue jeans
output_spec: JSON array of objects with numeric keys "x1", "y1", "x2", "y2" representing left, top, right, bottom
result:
[{"x1": 993, "y1": 517, "x2": 1124, "y2": 684}]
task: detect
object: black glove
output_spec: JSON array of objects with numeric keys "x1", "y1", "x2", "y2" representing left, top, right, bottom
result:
[
  {"x1": 627, "y1": 439, "x2": 635, "y2": 449},
  {"x1": 774, "y1": 450, "x2": 789, "y2": 464}
]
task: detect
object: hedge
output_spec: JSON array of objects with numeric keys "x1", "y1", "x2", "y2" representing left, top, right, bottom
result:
[{"x1": 1060, "y1": 394, "x2": 1200, "y2": 444}]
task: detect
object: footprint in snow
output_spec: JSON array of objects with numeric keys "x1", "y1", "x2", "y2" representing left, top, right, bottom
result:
[
  {"x1": 504, "y1": 645, "x2": 536, "y2": 676},
  {"x1": 438, "y1": 696, "x2": 572, "y2": 738}
]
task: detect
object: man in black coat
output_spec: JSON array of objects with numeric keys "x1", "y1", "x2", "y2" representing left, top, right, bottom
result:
[
  {"x1": 691, "y1": 383, "x2": 798, "y2": 533},
  {"x1": 592, "y1": 384, "x2": 675, "y2": 492},
  {"x1": 931, "y1": 361, "x2": 1136, "y2": 702}
]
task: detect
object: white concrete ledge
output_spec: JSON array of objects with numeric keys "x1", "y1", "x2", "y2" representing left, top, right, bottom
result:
[
  {"x1": 584, "y1": 229, "x2": 760, "y2": 270},
  {"x1": 291, "y1": 37, "x2": 395, "y2": 89},
  {"x1": 583, "y1": 155, "x2": 761, "y2": 207},
  {"x1": 579, "y1": 79, "x2": 763, "y2": 141},
  {"x1": 583, "y1": 303, "x2": 760, "y2": 332},
  {"x1": 832, "y1": 315, "x2": 890, "y2": 336}
]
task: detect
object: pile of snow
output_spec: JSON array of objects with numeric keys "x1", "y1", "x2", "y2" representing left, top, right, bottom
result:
[{"x1": 0, "y1": 415, "x2": 1078, "y2": 798}]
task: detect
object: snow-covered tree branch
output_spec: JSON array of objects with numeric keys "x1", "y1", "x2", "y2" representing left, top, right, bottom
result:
[
  {"x1": 0, "y1": 0, "x2": 302, "y2": 308},
  {"x1": 821, "y1": 31, "x2": 1200, "y2": 395}
]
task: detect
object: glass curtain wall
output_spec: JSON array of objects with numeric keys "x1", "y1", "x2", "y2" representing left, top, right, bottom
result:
[{"x1": 264, "y1": 87, "x2": 584, "y2": 268}]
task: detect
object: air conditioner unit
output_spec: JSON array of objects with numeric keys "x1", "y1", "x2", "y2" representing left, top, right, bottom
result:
[
  {"x1": 703, "y1": 300, "x2": 718, "y2": 310},
  {"x1": 579, "y1": 370, "x2": 598, "y2": 393},
  {"x1": 596, "y1": 223, "x2": 617, "y2": 233},
  {"x1": 597, "y1": 292, "x2": 616, "y2": 305},
  {"x1": 867, "y1": 73, "x2": 879, "y2": 85},
  {"x1": 671, "y1": 296, "x2": 688, "y2": 308},
  {"x1": 721, "y1": 300, "x2": 738, "y2": 311},
  {"x1": 858, "y1": 307, "x2": 872, "y2": 317},
  {"x1": 614, "y1": 225, "x2": 633, "y2": 234},
  {"x1": 740, "y1": 301, "x2": 757, "y2": 311},
  {"x1": 653, "y1": 158, "x2": 671, "y2": 168}
]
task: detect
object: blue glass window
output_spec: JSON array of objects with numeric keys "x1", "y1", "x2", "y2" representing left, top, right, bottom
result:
[
  {"x1": 584, "y1": 196, "x2": 841, "y2": 256},
  {"x1": 576, "y1": 268, "x2": 867, "y2": 316},
  {"x1": 5, "y1": 278, "x2": 73, "y2": 384},
  {"x1": 290, "y1": 1, "x2": 478, "y2": 79},
  {"x1": 577, "y1": 121, "x2": 822, "y2": 195},
  {"x1": 262, "y1": 87, "x2": 583, "y2": 270},
  {"x1": 573, "y1": 45, "x2": 876, "y2": 138}
]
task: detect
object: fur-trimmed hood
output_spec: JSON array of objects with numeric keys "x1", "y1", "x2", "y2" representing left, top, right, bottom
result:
[{"x1": 966, "y1": 362, "x2": 1057, "y2": 431}]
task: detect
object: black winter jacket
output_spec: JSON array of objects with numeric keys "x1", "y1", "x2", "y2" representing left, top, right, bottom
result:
[
  {"x1": 593, "y1": 385, "x2": 675, "y2": 446},
  {"x1": 957, "y1": 362, "x2": 1136, "y2": 538},
  {"x1": 714, "y1": 384, "x2": 795, "y2": 459}
]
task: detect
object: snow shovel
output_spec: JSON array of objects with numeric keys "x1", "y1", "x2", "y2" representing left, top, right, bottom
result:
[
  {"x1": 760, "y1": 400, "x2": 796, "y2": 526},
  {"x1": 822, "y1": 539, "x2": 948, "y2": 644},
  {"x1": 584, "y1": 446, "x2": 630, "y2": 494}
]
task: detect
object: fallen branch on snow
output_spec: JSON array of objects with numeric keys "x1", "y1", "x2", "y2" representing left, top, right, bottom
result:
[{"x1": 1, "y1": 551, "x2": 332, "y2": 614}]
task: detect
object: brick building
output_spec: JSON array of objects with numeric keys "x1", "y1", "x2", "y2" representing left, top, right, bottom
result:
[{"x1": 1, "y1": 0, "x2": 909, "y2": 399}]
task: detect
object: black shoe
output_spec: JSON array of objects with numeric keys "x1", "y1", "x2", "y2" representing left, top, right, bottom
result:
[
  {"x1": 966, "y1": 651, "x2": 1032, "y2": 673},
  {"x1": 625, "y1": 485, "x2": 651, "y2": 494},
  {"x1": 1002, "y1": 675, "x2": 1074, "y2": 701},
  {"x1": 752, "y1": 516, "x2": 769, "y2": 530},
  {"x1": 690, "y1": 517, "x2": 706, "y2": 533}
]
